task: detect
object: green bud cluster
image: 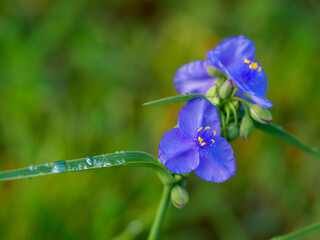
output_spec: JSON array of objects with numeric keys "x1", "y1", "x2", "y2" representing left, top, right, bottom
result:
[{"x1": 205, "y1": 77, "x2": 273, "y2": 142}]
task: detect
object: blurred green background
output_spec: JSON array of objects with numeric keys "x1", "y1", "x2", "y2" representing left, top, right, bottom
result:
[{"x1": 0, "y1": 0, "x2": 319, "y2": 239}]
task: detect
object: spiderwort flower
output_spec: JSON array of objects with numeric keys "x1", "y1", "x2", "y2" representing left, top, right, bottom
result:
[
  {"x1": 158, "y1": 98, "x2": 236, "y2": 183},
  {"x1": 207, "y1": 35, "x2": 273, "y2": 108},
  {"x1": 173, "y1": 36, "x2": 273, "y2": 108}
]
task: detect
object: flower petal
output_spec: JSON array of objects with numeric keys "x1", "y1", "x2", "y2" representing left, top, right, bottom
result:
[
  {"x1": 206, "y1": 35, "x2": 255, "y2": 70},
  {"x1": 212, "y1": 55, "x2": 273, "y2": 108},
  {"x1": 178, "y1": 98, "x2": 221, "y2": 140},
  {"x1": 174, "y1": 60, "x2": 216, "y2": 95},
  {"x1": 246, "y1": 93, "x2": 273, "y2": 109},
  {"x1": 231, "y1": 65, "x2": 273, "y2": 108},
  {"x1": 158, "y1": 128, "x2": 199, "y2": 174},
  {"x1": 195, "y1": 136, "x2": 236, "y2": 183}
]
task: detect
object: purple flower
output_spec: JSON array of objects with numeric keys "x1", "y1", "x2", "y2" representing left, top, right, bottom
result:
[
  {"x1": 173, "y1": 36, "x2": 273, "y2": 108},
  {"x1": 173, "y1": 60, "x2": 217, "y2": 95},
  {"x1": 158, "y1": 98, "x2": 236, "y2": 183}
]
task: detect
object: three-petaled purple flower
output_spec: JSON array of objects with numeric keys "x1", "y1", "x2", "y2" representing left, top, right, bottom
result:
[
  {"x1": 174, "y1": 35, "x2": 273, "y2": 108},
  {"x1": 158, "y1": 98, "x2": 236, "y2": 183}
]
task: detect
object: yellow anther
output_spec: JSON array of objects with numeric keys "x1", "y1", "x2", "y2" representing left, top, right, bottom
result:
[
  {"x1": 197, "y1": 127, "x2": 203, "y2": 132},
  {"x1": 244, "y1": 58, "x2": 251, "y2": 64},
  {"x1": 213, "y1": 130, "x2": 217, "y2": 136},
  {"x1": 205, "y1": 126, "x2": 211, "y2": 130},
  {"x1": 249, "y1": 62, "x2": 258, "y2": 69},
  {"x1": 258, "y1": 67, "x2": 262, "y2": 72},
  {"x1": 211, "y1": 139, "x2": 215, "y2": 143},
  {"x1": 201, "y1": 142, "x2": 206, "y2": 146},
  {"x1": 198, "y1": 136, "x2": 203, "y2": 142}
]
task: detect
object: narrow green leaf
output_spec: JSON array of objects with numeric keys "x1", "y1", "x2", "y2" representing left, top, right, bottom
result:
[
  {"x1": 254, "y1": 121, "x2": 320, "y2": 158},
  {"x1": 271, "y1": 221, "x2": 320, "y2": 240},
  {"x1": 143, "y1": 94, "x2": 207, "y2": 106},
  {"x1": 0, "y1": 151, "x2": 175, "y2": 185}
]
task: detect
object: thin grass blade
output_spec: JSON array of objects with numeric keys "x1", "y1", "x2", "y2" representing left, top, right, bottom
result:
[
  {"x1": 0, "y1": 151, "x2": 174, "y2": 184},
  {"x1": 254, "y1": 121, "x2": 320, "y2": 158},
  {"x1": 143, "y1": 94, "x2": 207, "y2": 106}
]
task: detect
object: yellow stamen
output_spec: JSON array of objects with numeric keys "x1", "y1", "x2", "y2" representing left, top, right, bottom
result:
[
  {"x1": 205, "y1": 126, "x2": 211, "y2": 130},
  {"x1": 211, "y1": 139, "x2": 215, "y2": 143},
  {"x1": 213, "y1": 130, "x2": 217, "y2": 136},
  {"x1": 197, "y1": 127, "x2": 203, "y2": 132},
  {"x1": 201, "y1": 142, "x2": 206, "y2": 146},
  {"x1": 258, "y1": 67, "x2": 262, "y2": 72},
  {"x1": 249, "y1": 62, "x2": 258, "y2": 69},
  {"x1": 198, "y1": 136, "x2": 203, "y2": 142},
  {"x1": 244, "y1": 58, "x2": 251, "y2": 64}
]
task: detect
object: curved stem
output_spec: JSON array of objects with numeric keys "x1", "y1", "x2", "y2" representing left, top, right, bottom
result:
[
  {"x1": 271, "y1": 221, "x2": 320, "y2": 240},
  {"x1": 228, "y1": 102, "x2": 238, "y2": 125},
  {"x1": 231, "y1": 87, "x2": 239, "y2": 97},
  {"x1": 220, "y1": 111, "x2": 227, "y2": 138},
  {"x1": 229, "y1": 97, "x2": 250, "y2": 107},
  {"x1": 148, "y1": 184, "x2": 173, "y2": 240},
  {"x1": 225, "y1": 106, "x2": 230, "y2": 125}
]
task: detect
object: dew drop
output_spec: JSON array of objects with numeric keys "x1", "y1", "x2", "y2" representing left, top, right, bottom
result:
[
  {"x1": 95, "y1": 159, "x2": 104, "y2": 167},
  {"x1": 29, "y1": 165, "x2": 35, "y2": 171},
  {"x1": 78, "y1": 163, "x2": 85, "y2": 170},
  {"x1": 52, "y1": 160, "x2": 67, "y2": 173},
  {"x1": 104, "y1": 161, "x2": 111, "y2": 167},
  {"x1": 120, "y1": 158, "x2": 125, "y2": 164},
  {"x1": 45, "y1": 163, "x2": 51, "y2": 168},
  {"x1": 86, "y1": 156, "x2": 95, "y2": 166}
]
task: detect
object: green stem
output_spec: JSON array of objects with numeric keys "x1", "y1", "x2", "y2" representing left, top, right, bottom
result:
[
  {"x1": 271, "y1": 222, "x2": 320, "y2": 240},
  {"x1": 231, "y1": 87, "x2": 239, "y2": 97},
  {"x1": 148, "y1": 184, "x2": 173, "y2": 240},
  {"x1": 229, "y1": 97, "x2": 251, "y2": 107},
  {"x1": 220, "y1": 111, "x2": 227, "y2": 138},
  {"x1": 225, "y1": 106, "x2": 231, "y2": 125},
  {"x1": 228, "y1": 102, "x2": 238, "y2": 125}
]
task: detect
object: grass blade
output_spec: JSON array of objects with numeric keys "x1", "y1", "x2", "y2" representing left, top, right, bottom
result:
[
  {"x1": 143, "y1": 94, "x2": 207, "y2": 106},
  {"x1": 254, "y1": 121, "x2": 320, "y2": 158},
  {"x1": 0, "y1": 151, "x2": 175, "y2": 185},
  {"x1": 271, "y1": 221, "x2": 320, "y2": 240}
]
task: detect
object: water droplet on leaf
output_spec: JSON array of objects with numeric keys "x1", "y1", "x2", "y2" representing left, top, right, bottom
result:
[
  {"x1": 29, "y1": 165, "x2": 35, "y2": 171},
  {"x1": 52, "y1": 161, "x2": 67, "y2": 173},
  {"x1": 86, "y1": 156, "x2": 95, "y2": 166}
]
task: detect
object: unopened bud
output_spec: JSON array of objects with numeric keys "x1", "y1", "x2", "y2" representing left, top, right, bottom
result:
[
  {"x1": 227, "y1": 123, "x2": 239, "y2": 141},
  {"x1": 240, "y1": 115, "x2": 254, "y2": 140},
  {"x1": 206, "y1": 84, "x2": 218, "y2": 98},
  {"x1": 249, "y1": 104, "x2": 272, "y2": 124},
  {"x1": 206, "y1": 65, "x2": 224, "y2": 77},
  {"x1": 171, "y1": 185, "x2": 189, "y2": 209},
  {"x1": 219, "y1": 79, "x2": 234, "y2": 99},
  {"x1": 208, "y1": 94, "x2": 221, "y2": 106}
]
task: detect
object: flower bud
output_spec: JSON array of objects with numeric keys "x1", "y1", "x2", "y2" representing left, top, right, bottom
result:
[
  {"x1": 208, "y1": 94, "x2": 221, "y2": 106},
  {"x1": 227, "y1": 123, "x2": 239, "y2": 141},
  {"x1": 249, "y1": 104, "x2": 272, "y2": 124},
  {"x1": 171, "y1": 185, "x2": 189, "y2": 209},
  {"x1": 206, "y1": 65, "x2": 224, "y2": 77},
  {"x1": 240, "y1": 115, "x2": 254, "y2": 140},
  {"x1": 205, "y1": 84, "x2": 218, "y2": 98},
  {"x1": 219, "y1": 79, "x2": 234, "y2": 99}
]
